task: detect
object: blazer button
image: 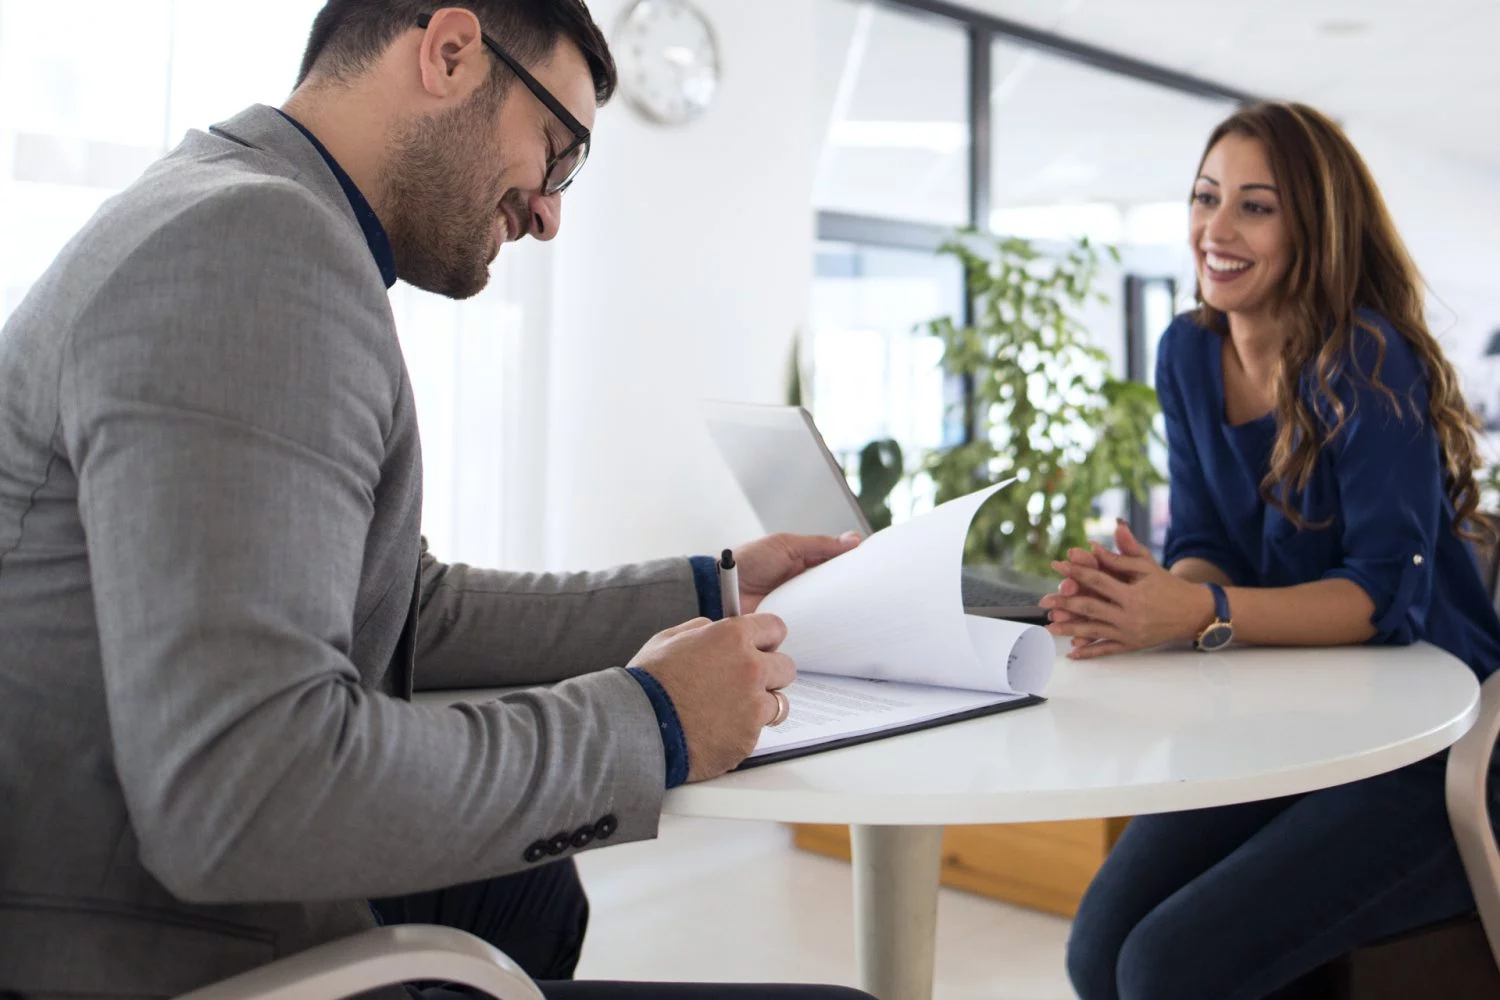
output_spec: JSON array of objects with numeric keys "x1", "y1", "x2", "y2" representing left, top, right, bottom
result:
[
  {"x1": 571, "y1": 825, "x2": 596, "y2": 849},
  {"x1": 547, "y1": 833, "x2": 572, "y2": 856},
  {"x1": 594, "y1": 814, "x2": 619, "y2": 840},
  {"x1": 523, "y1": 841, "x2": 549, "y2": 864}
]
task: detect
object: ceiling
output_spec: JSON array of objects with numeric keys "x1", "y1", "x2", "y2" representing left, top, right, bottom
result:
[
  {"x1": 814, "y1": 0, "x2": 1246, "y2": 225},
  {"x1": 952, "y1": 0, "x2": 1500, "y2": 170}
]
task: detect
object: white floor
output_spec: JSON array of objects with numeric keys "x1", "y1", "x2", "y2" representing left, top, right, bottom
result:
[{"x1": 575, "y1": 815, "x2": 1078, "y2": 999}]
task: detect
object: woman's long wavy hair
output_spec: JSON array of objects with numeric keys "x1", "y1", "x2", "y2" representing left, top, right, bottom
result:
[{"x1": 1193, "y1": 101, "x2": 1489, "y2": 542}]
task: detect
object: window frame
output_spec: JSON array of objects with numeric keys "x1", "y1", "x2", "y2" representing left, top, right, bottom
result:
[{"x1": 815, "y1": 0, "x2": 1262, "y2": 532}]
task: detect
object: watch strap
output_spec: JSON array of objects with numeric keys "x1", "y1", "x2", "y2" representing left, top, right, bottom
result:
[{"x1": 1206, "y1": 582, "x2": 1231, "y2": 624}]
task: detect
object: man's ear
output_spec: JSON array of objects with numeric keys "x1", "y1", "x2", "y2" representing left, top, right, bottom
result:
[{"x1": 414, "y1": 7, "x2": 489, "y2": 100}]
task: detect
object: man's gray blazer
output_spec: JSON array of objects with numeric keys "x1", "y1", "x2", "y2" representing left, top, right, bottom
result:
[{"x1": 0, "y1": 105, "x2": 701, "y2": 999}]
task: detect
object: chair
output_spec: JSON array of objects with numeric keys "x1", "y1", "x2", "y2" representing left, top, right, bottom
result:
[
  {"x1": 1268, "y1": 672, "x2": 1500, "y2": 1000},
  {"x1": 1273, "y1": 526, "x2": 1500, "y2": 1000},
  {"x1": 173, "y1": 924, "x2": 545, "y2": 1000},
  {"x1": 1440, "y1": 523, "x2": 1500, "y2": 979}
]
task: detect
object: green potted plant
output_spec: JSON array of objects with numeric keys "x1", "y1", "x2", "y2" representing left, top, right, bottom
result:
[{"x1": 923, "y1": 231, "x2": 1163, "y2": 578}]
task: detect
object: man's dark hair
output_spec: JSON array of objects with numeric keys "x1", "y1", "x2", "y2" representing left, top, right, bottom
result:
[{"x1": 297, "y1": 1, "x2": 617, "y2": 104}]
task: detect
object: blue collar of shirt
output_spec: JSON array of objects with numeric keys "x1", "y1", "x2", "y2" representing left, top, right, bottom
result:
[{"x1": 274, "y1": 109, "x2": 398, "y2": 289}]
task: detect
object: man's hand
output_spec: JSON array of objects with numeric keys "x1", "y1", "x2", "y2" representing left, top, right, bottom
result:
[
  {"x1": 734, "y1": 531, "x2": 861, "y2": 613},
  {"x1": 628, "y1": 614, "x2": 794, "y2": 782}
]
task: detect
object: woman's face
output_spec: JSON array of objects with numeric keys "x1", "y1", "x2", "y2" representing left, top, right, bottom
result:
[{"x1": 1190, "y1": 134, "x2": 1293, "y2": 318}]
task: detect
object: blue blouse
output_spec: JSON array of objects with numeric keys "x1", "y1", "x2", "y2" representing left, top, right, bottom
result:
[{"x1": 1157, "y1": 310, "x2": 1500, "y2": 680}]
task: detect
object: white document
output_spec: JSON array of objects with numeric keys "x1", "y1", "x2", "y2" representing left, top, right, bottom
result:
[
  {"x1": 752, "y1": 675, "x2": 1025, "y2": 757},
  {"x1": 747, "y1": 483, "x2": 1056, "y2": 761}
]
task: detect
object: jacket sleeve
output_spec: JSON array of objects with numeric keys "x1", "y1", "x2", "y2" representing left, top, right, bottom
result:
[
  {"x1": 64, "y1": 183, "x2": 665, "y2": 906},
  {"x1": 413, "y1": 542, "x2": 704, "y2": 691}
]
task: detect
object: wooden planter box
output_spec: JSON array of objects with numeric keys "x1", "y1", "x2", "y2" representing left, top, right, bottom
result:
[{"x1": 793, "y1": 818, "x2": 1131, "y2": 919}]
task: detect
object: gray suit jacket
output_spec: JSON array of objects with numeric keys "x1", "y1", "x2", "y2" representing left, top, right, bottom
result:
[{"x1": 0, "y1": 105, "x2": 699, "y2": 999}]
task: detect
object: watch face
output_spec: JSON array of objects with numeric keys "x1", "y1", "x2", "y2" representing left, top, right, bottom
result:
[
  {"x1": 614, "y1": 0, "x2": 721, "y2": 125},
  {"x1": 1198, "y1": 623, "x2": 1234, "y2": 651}
]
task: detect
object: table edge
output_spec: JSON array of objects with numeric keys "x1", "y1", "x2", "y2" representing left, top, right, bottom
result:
[{"x1": 661, "y1": 686, "x2": 1481, "y2": 826}]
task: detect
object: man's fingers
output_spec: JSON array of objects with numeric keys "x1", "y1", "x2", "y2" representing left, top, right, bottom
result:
[
  {"x1": 732, "y1": 612, "x2": 788, "y2": 651},
  {"x1": 760, "y1": 690, "x2": 787, "y2": 727},
  {"x1": 658, "y1": 617, "x2": 713, "y2": 639},
  {"x1": 761, "y1": 650, "x2": 796, "y2": 691},
  {"x1": 779, "y1": 531, "x2": 861, "y2": 567}
]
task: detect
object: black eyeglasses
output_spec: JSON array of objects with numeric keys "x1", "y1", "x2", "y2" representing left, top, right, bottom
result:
[{"x1": 416, "y1": 13, "x2": 591, "y2": 196}]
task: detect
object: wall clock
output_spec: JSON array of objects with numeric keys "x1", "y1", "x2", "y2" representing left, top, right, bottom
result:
[{"x1": 614, "y1": 0, "x2": 721, "y2": 126}]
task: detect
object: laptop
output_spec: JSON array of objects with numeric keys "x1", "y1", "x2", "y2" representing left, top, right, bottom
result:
[{"x1": 701, "y1": 401, "x2": 1050, "y2": 622}]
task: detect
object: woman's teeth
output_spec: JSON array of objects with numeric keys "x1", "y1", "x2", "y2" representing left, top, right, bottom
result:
[{"x1": 1205, "y1": 253, "x2": 1251, "y2": 273}]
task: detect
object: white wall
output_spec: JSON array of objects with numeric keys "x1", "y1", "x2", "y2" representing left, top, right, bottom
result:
[
  {"x1": 1345, "y1": 125, "x2": 1500, "y2": 434},
  {"x1": 397, "y1": 240, "x2": 554, "y2": 571},
  {"x1": 540, "y1": 0, "x2": 822, "y2": 569},
  {"x1": 1347, "y1": 125, "x2": 1500, "y2": 344}
]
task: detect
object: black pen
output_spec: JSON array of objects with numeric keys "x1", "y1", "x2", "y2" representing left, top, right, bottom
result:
[{"x1": 718, "y1": 549, "x2": 741, "y2": 618}]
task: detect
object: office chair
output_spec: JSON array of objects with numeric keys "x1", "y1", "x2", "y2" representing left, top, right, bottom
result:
[
  {"x1": 172, "y1": 924, "x2": 545, "y2": 1000},
  {"x1": 1273, "y1": 526, "x2": 1500, "y2": 1000}
]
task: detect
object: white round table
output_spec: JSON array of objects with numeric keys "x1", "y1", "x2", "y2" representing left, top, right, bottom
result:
[{"x1": 662, "y1": 642, "x2": 1480, "y2": 1000}]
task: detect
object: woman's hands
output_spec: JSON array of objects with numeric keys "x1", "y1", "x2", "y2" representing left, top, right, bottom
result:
[{"x1": 1041, "y1": 521, "x2": 1216, "y2": 660}]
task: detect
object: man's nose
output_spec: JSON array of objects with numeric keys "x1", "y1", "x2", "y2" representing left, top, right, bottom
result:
[{"x1": 526, "y1": 191, "x2": 562, "y2": 242}]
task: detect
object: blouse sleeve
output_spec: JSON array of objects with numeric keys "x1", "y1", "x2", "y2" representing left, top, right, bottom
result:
[
  {"x1": 1319, "y1": 317, "x2": 1442, "y2": 645},
  {"x1": 1158, "y1": 322, "x2": 1254, "y2": 585}
]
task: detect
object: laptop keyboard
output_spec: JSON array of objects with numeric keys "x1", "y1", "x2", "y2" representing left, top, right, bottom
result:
[{"x1": 960, "y1": 569, "x2": 1047, "y2": 609}]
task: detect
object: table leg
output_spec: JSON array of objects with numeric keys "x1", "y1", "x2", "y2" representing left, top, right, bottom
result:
[{"x1": 850, "y1": 824, "x2": 945, "y2": 1000}]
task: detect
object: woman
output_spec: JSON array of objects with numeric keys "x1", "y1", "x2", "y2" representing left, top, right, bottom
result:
[{"x1": 1042, "y1": 101, "x2": 1500, "y2": 1000}]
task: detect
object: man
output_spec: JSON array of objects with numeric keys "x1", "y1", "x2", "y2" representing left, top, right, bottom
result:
[{"x1": 0, "y1": 2, "x2": 869, "y2": 998}]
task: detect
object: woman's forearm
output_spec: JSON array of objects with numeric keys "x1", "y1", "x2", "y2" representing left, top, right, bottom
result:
[
  {"x1": 1170, "y1": 557, "x2": 1234, "y2": 587},
  {"x1": 1048, "y1": 534, "x2": 1384, "y2": 655},
  {"x1": 1167, "y1": 559, "x2": 1375, "y2": 645},
  {"x1": 1216, "y1": 578, "x2": 1377, "y2": 647}
]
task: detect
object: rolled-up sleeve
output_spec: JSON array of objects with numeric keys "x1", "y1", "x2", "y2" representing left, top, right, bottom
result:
[
  {"x1": 1158, "y1": 328, "x2": 1253, "y2": 584},
  {"x1": 1320, "y1": 325, "x2": 1441, "y2": 644}
]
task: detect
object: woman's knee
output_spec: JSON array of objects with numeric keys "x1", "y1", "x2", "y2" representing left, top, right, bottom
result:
[
  {"x1": 1113, "y1": 914, "x2": 1220, "y2": 1000},
  {"x1": 1068, "y1": 909, "x2": 1213, "y2": 1000},
  {"x1": 1065, "y1": 913, "x2": 1123, "y2": 1000}
]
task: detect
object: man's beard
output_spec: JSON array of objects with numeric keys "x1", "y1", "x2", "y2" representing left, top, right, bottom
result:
[{"x1": 381, "y1": 95, "x2": 521, "y2": 300}]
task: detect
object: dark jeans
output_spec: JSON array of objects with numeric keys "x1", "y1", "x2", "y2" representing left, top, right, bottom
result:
[
  {"x1": 371, "y1": 860, "x2": 872, "y2": 1000},
  {"x1": 1066, "y1": 752, "x2": 1483, "y2": 1000}
]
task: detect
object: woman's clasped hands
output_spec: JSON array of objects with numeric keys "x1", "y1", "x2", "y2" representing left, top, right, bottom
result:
[{"x1": 1041, "y1": 521, "x2": 1217, "y2": 660}]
